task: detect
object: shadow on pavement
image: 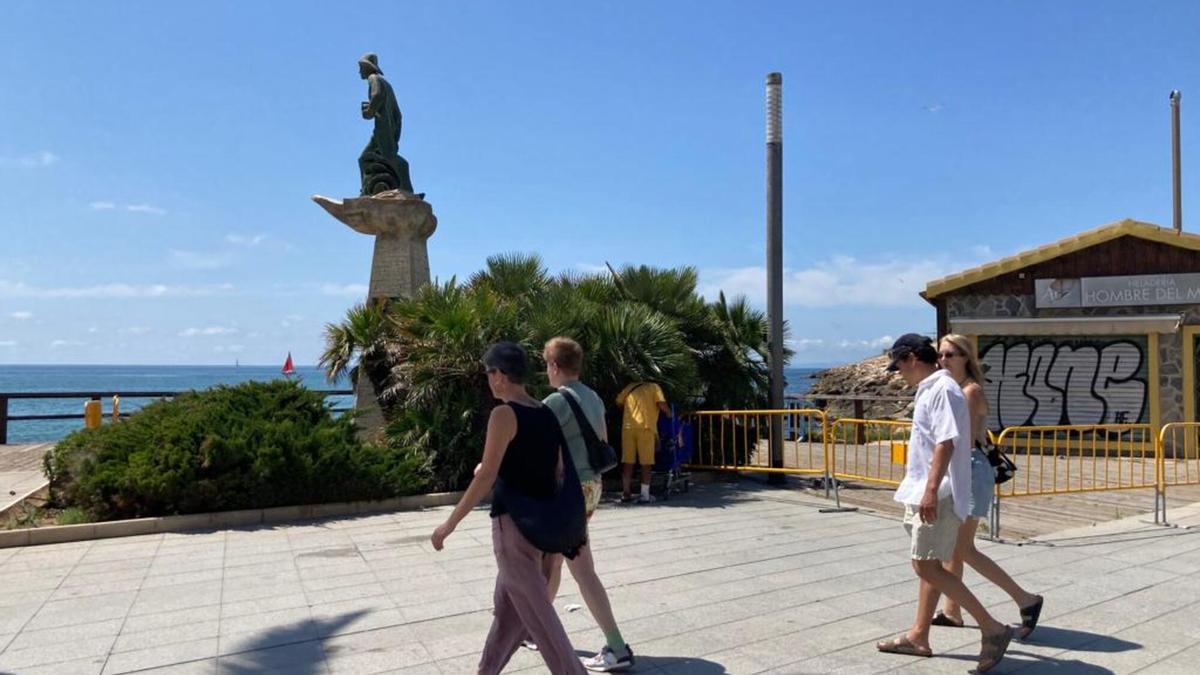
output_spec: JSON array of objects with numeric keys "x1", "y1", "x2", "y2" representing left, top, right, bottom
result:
[
  {"x1": 1018, "y1": 626, "x2": 1141, "y2": 653},
  {"x1": 933, "y1": 627, "x2": 1139, "y2": 674},
  {"x1": 604, "y1": 479, "x2": 796, "y2": 511},
  {"x1": 218, "y1": 610, "x2": 368, "y2": 674},
  {"x1": 572, "y1": 652, "x2": 729, "y2": 673}
]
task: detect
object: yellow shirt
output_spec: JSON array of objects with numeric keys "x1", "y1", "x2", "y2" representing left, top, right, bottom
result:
[{"x1": 617, "y1": 382, "x2": 666, "y2": 431}]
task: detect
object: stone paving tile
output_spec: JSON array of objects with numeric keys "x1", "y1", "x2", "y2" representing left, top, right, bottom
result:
[
  {"x1": 6, "y1": 485, "x2": 1200, "y2": 674},
  {"x1": 4, "y1": 618, "x2": 124, "y2": 652},
  {"x1": 25, "y1": 591, "x2": 138, "y2": 631},
  {"x1": 103, "y1": 638, "x2": 220, "y2": 675},
  {"x1": 0, "y1": 633, "x2": 118, "y2": 672}
]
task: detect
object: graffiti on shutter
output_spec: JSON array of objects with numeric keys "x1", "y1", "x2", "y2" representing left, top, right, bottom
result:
[{"x1": 978, "y1": 336, "x2": 1148, "y2": 431}]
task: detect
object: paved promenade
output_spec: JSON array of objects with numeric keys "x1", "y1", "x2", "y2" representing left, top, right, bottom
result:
[
  {"x1": 0, "y1": 444, "x2": 51, "y2": 516},
  {"x1": 2, "y1": 482, "x2": 1200, "y2": 674}
]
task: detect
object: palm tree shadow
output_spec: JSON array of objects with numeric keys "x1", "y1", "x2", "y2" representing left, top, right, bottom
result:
[{"x1": 217, "y1": 610, "x2": 368, "y2": 674}]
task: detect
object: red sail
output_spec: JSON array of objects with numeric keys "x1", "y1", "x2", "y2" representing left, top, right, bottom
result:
[{"x1": 282, "y1": 352, "x2": 295, "y2": 375}]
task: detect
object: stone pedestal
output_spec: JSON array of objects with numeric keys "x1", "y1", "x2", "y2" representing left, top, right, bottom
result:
[{"x1": 312, "y1": 190, "x2": 437, "y2": 440}]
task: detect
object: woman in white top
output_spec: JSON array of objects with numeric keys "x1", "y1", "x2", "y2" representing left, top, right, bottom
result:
[{"x1": 933, "y1": 334, "x2": 1043, "y2": 639}]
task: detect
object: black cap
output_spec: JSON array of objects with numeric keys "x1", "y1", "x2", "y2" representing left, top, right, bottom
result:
[
  {"x1": 885, "y1": 333, "x2": 933, "y2": 371},
  {"x1": 483, "y1": 341, "x2": 528, "y2": 381}
]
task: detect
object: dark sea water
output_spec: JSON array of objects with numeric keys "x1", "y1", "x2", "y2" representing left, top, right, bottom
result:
[
  {"x1": 0, "y1": 365, "x2": 352, "y2": 443},
  {"x1": 0, "y1": 365, "x2": 819, "y2": 444}
]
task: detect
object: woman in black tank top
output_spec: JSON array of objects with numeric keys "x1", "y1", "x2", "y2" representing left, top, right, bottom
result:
[
  {"x1": 429, "y1": 342, "x2": 586, "y2": 674},
  {"x1": 490, "y1": 400, "x2": 564, "y2": 516}
]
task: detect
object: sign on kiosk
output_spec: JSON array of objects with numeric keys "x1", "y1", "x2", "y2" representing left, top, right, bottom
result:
[{"x1": 1036, "y1": 273, "x2": 1200, "y2": 308}]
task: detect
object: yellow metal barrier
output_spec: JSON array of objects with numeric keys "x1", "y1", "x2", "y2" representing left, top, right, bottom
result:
[
  {"x1": 993, "y1": 424, "x2": 1157, "y2": 498},
  {"x1": 686, "y1": 408, "x2": 828, "y2": 476},
  {"x1": 1159, "y1": 423, "x2": 1200, "y2": 487},
  {"x1": 827, "y1": 418, "x2": 912, "y2": 488}
]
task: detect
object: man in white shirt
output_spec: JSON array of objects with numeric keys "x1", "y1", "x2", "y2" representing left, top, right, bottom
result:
[{"x1": 875, "y1": 334, "x2": 1012, "y2": 672}]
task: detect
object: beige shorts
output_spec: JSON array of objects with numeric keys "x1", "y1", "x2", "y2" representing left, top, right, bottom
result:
[
  {"x1": 902, "y1": 495, "x2": 961, "y2": 561},
  {"x1": 581, "y1": 477, "x2": 603, "y2": 517}
]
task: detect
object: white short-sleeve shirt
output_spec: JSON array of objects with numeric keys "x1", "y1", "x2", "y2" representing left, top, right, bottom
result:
[{"x1": 893, "y1": 368, "x2": 972, "y2": 521}]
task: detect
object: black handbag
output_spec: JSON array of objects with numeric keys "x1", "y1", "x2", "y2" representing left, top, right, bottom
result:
[
  {"x1": 494, "y1": 426, "x2": 588, "y2": 558},
  {"x1": 984, "y1": 442, "x2": 1018, "y2": 485},
  {"x1": 559, "y1": 387, "x2": 619, "y2": 474}
]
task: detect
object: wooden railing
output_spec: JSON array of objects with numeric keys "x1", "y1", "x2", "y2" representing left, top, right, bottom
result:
[{"x1": 0, "y1": 390, "x2": 354, "y2": 444}]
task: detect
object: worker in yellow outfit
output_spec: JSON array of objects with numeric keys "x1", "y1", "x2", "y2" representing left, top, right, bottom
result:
[{"x1": 616, "y1": 381, "x2": 670, "y2": 504}]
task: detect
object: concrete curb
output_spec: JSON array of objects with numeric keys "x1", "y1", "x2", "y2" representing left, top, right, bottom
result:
[{"x1": 0, "y1": 491, "x2": 464, "y2": 549}]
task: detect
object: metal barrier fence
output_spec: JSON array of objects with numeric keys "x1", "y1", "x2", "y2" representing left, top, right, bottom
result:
[
  {"x1": 826, "y1": 418, "x2": 912, "y2": 488},
  {"x1": 684, "y1": 410, "x2": 1190, "y2": 536},
  {"x1": 1158, "y1": 422, "x2": 1200, "y2": 523},
  {"x1": 687, "y1": 409, "x2": 829, "y2": 478},
  {"x1": 992, "y1": 424, "x2": 1158, "y2": 497}
]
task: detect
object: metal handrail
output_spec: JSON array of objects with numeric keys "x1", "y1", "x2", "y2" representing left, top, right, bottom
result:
[{"x1": 0, "y1": 389, "x2": 353, "y2": 444}]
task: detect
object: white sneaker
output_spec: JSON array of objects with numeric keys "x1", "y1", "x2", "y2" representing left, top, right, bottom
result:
[
  {"x1": 637, "y1": 494, "x2": 656, "y2": 504},
  {"x1": 582, "y1": 644, "x2": 634, "y2": 672},
  {"x1": 520, "y1": 639, "x2": 538, "y2": 651}
]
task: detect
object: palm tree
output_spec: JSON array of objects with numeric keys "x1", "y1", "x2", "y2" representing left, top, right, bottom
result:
[
  {"x1": 319, "y1": 301, "x2": 392, "y2": 391},
  {"x1": 323, "y1": 256, "x2": 791, "y2": 490}
]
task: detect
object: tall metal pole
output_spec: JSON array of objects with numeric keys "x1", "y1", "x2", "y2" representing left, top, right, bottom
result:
[
  {"x1": 1171, "y1": 90, "x2": 1182, "y2": 233},
  {"x1": 766, "y1": 73, "x2": 785, "y2": 480}
]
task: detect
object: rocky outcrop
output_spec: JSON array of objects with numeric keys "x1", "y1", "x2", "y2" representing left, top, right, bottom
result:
[{"x1": 805, "y1": 354, "x2": 914, "y2": 420}]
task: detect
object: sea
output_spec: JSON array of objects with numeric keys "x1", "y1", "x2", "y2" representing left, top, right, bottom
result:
[{"x1": 0, "y1": 365, "x2": 821, "y2": 444}]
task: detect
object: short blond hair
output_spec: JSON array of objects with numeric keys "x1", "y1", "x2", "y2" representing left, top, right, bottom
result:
[{"x1": 544, "y1": 336, "x2": 583, "y2": 375}]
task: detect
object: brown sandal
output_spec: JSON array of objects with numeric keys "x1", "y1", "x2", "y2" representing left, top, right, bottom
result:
[
  {"x1": 876, "y1": 635, "x2": 933, "y2": 657},
  {"x1": 977, "y1": 626, "x2": 1014, "y2": 672}
]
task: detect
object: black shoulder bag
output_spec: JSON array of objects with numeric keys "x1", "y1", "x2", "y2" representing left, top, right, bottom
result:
[
  {"x1": 560, "y1": 387, "x2": 619, "y2": 474},
  {"x1": 982, "y1": 440, "x2": 1018, "y2": 485},
  {"x1": 494, "y1": 415, "x2": 588, "y2": 558}
]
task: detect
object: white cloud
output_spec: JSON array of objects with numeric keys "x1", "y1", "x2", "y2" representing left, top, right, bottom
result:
[
  {"x1": 50, "y1": 339, "x2": 83, "y2": 348},
  {"x1": 788, "y1": 335, "x2": 894, "y2": 353},
  {"x1": 89, "y1": 201, "x2": 116, "y2": 211},
  {"x1": 280, "y1": 313, "x2": 305, "y2": 328},
  {"x1": 226, "y1": 233, "x2": 268, "y2": 246},
  {"x1": 126, "y1": 204, "x2": 166, "y2": 215},
  {"x1": 179, "y1": 326, "x2": 239, "y2": 337},
  {"x1": 0, "y1": 280, "x2": 235, "y2": 299},
  {"x1": 10, "y1": 311, "x2": 32, "y2": 320},
  {"x1": 698, "y1": 252, "x2": 986, "y2": 309},
  {"x1": 121, "y1": 326, "x2": 152, "y2": 335},
  {"x1": 0, "y1": 151, "x2": 58, "y2": 167},
  {"x1": 214, "y1": 344, "x2": 246, "y2": 353},
  {"x1": 320, "y1": 283, "x2": 369, "y2": 297},
  {"x1": 573, "y1": 263, "x2": 610, "y2": 275},
  {"x1": 88, "y1": 326, "x2": 99, "y2": 333},
  {"x1": 0, "y1": 340, "x2": 16, "y2": 347},
  {"x1": 169, "y1": 249, "x2": 233, "y2": 270}
]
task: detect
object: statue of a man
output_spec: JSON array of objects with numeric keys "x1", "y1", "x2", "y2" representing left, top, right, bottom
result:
[{"x1": 357, "y1": 53, "x2": 416, "y2": 196}]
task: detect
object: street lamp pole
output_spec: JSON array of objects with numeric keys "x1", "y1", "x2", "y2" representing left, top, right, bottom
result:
[{"x1": 766, "y1": 73, "x2": 785, "y2": 481}]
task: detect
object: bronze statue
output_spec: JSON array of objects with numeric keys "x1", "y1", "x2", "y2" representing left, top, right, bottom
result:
[{"x1": 357, "y1": 53, "x2": 416, "y2": 196}]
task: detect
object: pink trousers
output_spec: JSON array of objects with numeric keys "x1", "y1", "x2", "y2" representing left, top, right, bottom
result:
[{"x1": 478, "y1": 514, "x2": 586, "y2": 674}]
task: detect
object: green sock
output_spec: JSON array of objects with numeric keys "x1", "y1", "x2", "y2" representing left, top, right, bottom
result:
[{"x1": 604, "y1": 628, "x2": 627, "y2": 654}]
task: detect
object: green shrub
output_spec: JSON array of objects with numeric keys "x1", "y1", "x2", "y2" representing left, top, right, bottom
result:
[{"x1": 45, "y1": 380, "x2": 428, "y2": 520}]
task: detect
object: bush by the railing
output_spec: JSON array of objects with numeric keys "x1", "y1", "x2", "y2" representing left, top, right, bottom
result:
[{"x1": 43, "y1": 380, "x2": 429, "y2": 520}]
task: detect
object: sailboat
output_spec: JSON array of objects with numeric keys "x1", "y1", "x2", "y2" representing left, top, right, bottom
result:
[{"x1": 281, "y1": 352, "x2": 296, "y2": 377}]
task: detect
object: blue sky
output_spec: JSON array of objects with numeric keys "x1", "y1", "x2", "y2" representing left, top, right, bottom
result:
[{"x1": 2, "y1": 1, "x2": 1199, "y2": 367}]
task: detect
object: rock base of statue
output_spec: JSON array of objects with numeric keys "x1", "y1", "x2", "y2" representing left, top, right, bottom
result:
[{"x1": 312, "y1": 189, "x2": 437, "y2": 440}]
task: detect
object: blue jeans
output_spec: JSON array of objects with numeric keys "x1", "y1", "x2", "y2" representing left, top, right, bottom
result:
[{"x1": 969, "y1": 447, "x2": 995, "y2": 518}]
